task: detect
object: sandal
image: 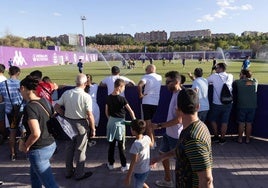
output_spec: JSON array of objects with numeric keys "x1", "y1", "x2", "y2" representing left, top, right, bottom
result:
[{"x1": 237, "y1": 138, "x2": 243, "y2": 144}]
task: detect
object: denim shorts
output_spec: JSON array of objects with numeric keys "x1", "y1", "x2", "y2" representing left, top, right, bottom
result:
[
  {"x1": 208, "y1": 103, "x2": 232, "y2": 124},
  {"x1": 134, "y1": 170, "x2": 150, "y2": 188},
  {"x1": 237, "y1": 108, "x2": 256, "y2": 123},
  {"x1": 198, "y1": 110, "x2": 208, "y2": 122},
  {"x1": 159, "y1": 133, "x2": 178, "y2": 153},
  {"x1": 142, "y1": 104, "x2": 157, "y2": 120}
]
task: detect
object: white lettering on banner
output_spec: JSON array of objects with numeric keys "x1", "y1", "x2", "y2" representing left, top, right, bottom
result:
[
  {"x1": 73, "y1": 54, "x2": 77, "y2": 63},
  {"x1": 32, "y1": 54, "x2": 48, "y2": 62},
  {"x1": 65, "y1": 54, "x2": 69, "y2": 61},
  {"x1": 53, "y1": 53, "x2": 58, "y2": 64}
]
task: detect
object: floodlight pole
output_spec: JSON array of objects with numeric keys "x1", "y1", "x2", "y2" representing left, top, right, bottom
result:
[{"x1": 81, "y1": 16, "x2": 87, "y2": 55}]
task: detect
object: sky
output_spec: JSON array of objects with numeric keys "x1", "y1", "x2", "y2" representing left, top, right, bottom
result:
[{"x1": 1, "y1": 0, "x2": 267, "y2": 38}]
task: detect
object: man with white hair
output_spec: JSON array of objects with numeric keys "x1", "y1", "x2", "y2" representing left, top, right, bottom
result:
[{"x1": 54, "y1": 73, "x2": 95, "y2": 181}]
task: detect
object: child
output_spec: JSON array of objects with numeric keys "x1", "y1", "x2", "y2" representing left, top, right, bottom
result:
[
  {"x1": 105, "y1": 78, "x2": 136, "y2": 172},
  {"x1": 125, "y1": 119, "x2": 153, "y2": 188}
]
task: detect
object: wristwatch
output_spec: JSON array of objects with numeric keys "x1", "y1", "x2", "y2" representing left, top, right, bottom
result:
[{"x1": 157, "y1": 123, "x2": 162, "y2": 129}]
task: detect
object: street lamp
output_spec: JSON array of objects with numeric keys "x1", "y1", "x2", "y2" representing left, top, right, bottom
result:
[{"x1": 81, "y1": 16, "x2": 87, "y2": 55}]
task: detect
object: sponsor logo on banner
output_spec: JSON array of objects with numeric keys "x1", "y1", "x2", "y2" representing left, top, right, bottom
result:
[
  {"x1": 13, "y1": 50, "x2": 27, "y2": 66},
  {"x1": 32, "y1": 54, "x2": 49, "y2": 62}
]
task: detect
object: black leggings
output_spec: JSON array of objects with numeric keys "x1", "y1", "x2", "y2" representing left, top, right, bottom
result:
[{"x1": 108, "y1": 139, "x2": 126, "y2": 167}]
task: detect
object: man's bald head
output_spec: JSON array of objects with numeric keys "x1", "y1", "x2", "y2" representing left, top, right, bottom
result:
[{"x1": 145, "y1": 64, "x2": 156, "y2": 74}]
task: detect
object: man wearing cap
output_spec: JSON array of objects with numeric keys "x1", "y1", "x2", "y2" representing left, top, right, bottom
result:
[{"x1": 99, "y1": 66, "x2": 135, "y2": 96}]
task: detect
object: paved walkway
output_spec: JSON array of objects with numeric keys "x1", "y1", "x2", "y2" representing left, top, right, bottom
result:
[{"x1": 0, "y1": 136, "x2": 268, "y2": 188}]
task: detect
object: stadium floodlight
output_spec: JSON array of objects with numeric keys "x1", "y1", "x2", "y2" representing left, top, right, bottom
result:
[{"x1": 81, "y1": 16, "x2": 87, "y2": 55}]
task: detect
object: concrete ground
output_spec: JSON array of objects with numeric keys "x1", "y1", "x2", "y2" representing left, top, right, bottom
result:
[{"x1": 0, "y1": 136, "x2": 268, "y2": 188}]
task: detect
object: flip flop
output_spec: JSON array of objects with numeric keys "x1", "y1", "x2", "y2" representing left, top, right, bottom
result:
[{"x1": 237, "y1": 138, "x2": 243, "y2": 144}]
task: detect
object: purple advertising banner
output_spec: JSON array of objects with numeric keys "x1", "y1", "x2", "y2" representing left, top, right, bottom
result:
[{"x1": 0, "y1": 46, "x2": 98, "y2": 68}]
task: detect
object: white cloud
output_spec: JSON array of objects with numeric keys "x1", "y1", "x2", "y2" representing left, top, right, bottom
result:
[
  {"x1": 196, "y1": 14, "x2": 215, "y2": 23},
  {"x1": 197, "y1": 0, "x2": 252, "y2": 23},
  {"x1": 214, "y1": 9, "x2": 227, "y2": 18},
  {"x1": 241, "y1": 4, "x2": 253, "y2": 10},
  {"x1": 217, "y1": 0, "x2": 230, "y2": 7},
  {"x1": 52, "y1": 12, "x2": 62, "y2": 17}
]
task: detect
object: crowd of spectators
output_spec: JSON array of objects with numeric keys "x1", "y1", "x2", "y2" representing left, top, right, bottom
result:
[{"x1": 0, "y1": 58, "x2": 258, "y2": 187}]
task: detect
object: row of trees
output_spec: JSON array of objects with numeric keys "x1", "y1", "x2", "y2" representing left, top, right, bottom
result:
[{"x1": 0, "y1": 33, "x2": 268, "y2": 56}]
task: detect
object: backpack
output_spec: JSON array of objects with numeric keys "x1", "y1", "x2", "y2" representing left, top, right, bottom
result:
[{"x1": 220, "y1": 83, "x2": 233, "y2": 104}]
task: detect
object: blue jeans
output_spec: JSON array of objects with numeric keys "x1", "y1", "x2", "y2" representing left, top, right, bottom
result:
[
  {"x1": 134, "y1": 170, "x2": 150, "y2": 188},
  {"x1": 28, "y1": 142, "x2": 58, "y2": 188}
]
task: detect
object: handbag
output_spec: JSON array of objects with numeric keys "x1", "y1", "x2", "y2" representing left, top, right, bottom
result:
[
  {"x1": 18, "y1": 137, "x2": 26, "y2": 152},
  {"x1": 4, "y1": 80, "x2": 23, "y2": 129},
  {"x1": 31, "y1": 101, "x2": 72, "y2": 141}
]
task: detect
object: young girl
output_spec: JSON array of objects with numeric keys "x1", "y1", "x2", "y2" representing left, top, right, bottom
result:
[
  {"x1": 125, "y1": 119, "x2": 153, "y2": 188},
  {"x1": 105, "y1": 78, "x2": 136, "y2": 172}
]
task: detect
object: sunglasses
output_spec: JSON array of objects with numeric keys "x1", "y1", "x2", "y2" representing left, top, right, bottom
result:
[{"x1": 166, "y1": 80, "x2": 175, "y2": 85}]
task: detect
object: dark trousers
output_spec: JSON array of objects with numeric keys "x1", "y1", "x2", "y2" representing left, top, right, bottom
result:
[{"x1": 108, "y1": 139, "x2": 126, "y2": 167}]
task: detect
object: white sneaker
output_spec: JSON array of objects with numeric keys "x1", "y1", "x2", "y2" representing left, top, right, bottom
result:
[
  {"x1": 121, "y1": 163, "x2": 129, "y2": 172},
  {"x1": 107, "y1": 163, "x2": 114, "y2": 170},
  {"x1": 155, "y1": 180, "x2": 174, "y2": 188}
]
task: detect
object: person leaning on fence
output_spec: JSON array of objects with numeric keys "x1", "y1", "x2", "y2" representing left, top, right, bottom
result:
[
  {"x1": 232, "y1": 69, "x2": 258, "y2": 144},
  {"x1": 207, "y1": 62, "x2": 233, "y2": 145},
  {"x1": 54, "y1": 73, "x2": 95, "y2": 181},
  {"x1": 19, "y1": 75, "x2": 58, "y2": 188},
  {"x1": 137, "y1": 64, "x2": 162, "y2": 149},
  {"x1": 99, "y1": 65, "x2": 135, "y2": 96},
  {"x1": 0, "y1": 66, "x2": 24, "y2": 161},
  {"x1": 188, "y1": 68, "x2": 210, "y2": 122},
  {"x1": 85, "y1": 74, "x2": 100, "y2": 147},
  {"x1": 105, "y1": 78, "x2": 136, "y2": 172}
]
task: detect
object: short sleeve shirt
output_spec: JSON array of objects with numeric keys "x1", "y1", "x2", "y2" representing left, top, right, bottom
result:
[
  {"x1": 57, "y1": 87, "x2": 92, "y2": 119},
  {"x1": 106, "y1": 94, "x2": 128, "y2": 118},
  {"x1": 207, "y1": 72, "x2": 233, "y2": 105},
  {"x1": 166, "y1": 91, "x2": 183, "y2": 139},
  {"x1": 140, "y1": 73, "x2": 162, "y2": 105},
  {"x1": 22, "y1": 98, "x2": 54, "y2": 150},
  {"x1": 129, "y1": 135, "x2": 151, "y2": 174},
  {"x1": 101, "y1": 75, "x2": 132, "y2": 96},
  {"x1": 175, "y1": 120, "x2": 212, "y2": 188}
]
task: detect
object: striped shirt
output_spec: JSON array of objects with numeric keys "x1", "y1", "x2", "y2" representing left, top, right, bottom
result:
[
  {"x1": 175, "y1": 120, "x2": 212, "y2": 188},
  {"x1": 0, "y1": 78, "x2": 23, "y2": 113}
]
